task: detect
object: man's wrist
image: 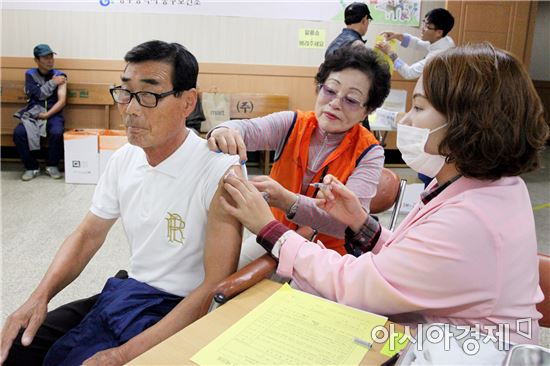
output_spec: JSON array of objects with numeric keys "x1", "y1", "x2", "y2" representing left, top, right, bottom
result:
[{"x1": 389, "y1": 52, "x2": 398, "y2": 62}]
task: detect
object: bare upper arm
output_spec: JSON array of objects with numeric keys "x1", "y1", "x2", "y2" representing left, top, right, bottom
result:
[
  {"x1": 76, "y1": 211, "x2": 117, "y2": 249},
  {"x1": 57, "y1": 82, "x2": 67, "y2": 104},
  {"x1": 202, "y1": 165, "x2": 244, "y2": 284}
]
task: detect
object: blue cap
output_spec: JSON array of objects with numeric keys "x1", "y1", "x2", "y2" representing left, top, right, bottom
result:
[{"x1": 33, "y1": 44, "x2": 56, "y2": 58}]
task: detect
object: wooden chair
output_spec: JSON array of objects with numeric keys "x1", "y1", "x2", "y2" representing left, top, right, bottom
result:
[
  {"x1": 199, "y1": 168, "x2": 407, "y2": 316},
  {"x1": 538, "y1": 253, "x2": 550, "y2": 328},
  {"x1": 1, "y1": 80, "x2": 114, "y2": 147}
]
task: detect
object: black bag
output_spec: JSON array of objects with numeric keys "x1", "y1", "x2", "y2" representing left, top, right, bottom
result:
[{"x1": 186, "y1": 94, "x2": 206, "y2": 133}]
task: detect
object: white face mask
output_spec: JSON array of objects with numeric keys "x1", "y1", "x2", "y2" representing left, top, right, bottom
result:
[{"x1": 397, "y1": 123, "x2": 448, "y2": 177}]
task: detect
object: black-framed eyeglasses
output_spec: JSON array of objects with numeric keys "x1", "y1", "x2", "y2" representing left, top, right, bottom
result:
[
  {"x1": 421, "y1": 19, "x2": 437, "y2": 31},
  {"x1": 109, "y1": 86, "x2": 179, "y2": 108}
]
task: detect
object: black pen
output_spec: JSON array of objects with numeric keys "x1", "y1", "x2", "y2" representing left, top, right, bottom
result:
[{"x1": 379, "y1": 351, "x2": 400, "y2": 366}]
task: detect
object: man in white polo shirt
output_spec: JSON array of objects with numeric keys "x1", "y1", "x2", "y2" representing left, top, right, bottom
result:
[{"x1": 1, "y1": 41, "x2": 243, "y2": 366}]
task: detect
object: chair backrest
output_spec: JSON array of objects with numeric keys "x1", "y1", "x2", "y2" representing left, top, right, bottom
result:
[
  {"x1": 538, "y1": 253, "x2": 550, "y2": 328},
  {"x1": 370, "y1": 168, "x2": 407, "y2": 231},
  {"x1": 1, "y1": 80, "x2": 113, "y2": 106},
  {"x1": 370, "y1": 168, "x2": 400, "y2": 214}
]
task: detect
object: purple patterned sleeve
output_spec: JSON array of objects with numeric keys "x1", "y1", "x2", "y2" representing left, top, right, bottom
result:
[{"x1": 215, "y1": 111, "x2": 295, "y2": 152}]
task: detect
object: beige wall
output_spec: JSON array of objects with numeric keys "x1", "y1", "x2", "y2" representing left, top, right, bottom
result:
[
  {"x1": 1, "y1": 2, "x2": 445, "y2": 67},
  {"x1": 529, "y1": 1, "x2": 550, "y2": 81}
]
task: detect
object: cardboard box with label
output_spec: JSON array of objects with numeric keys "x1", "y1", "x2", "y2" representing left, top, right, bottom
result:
[
  {"x1": 99, "y1": 130, "x2": 128, "y2": 176},
  {"x1": 63, "y1": 129, "x2": 127, "y2": 184},
  {"x1": 64, "y1": 129, "x2": 100, "y2": 184}
]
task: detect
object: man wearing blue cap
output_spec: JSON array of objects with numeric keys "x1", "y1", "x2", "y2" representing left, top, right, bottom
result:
[{"x1": 13, "y1": 44, "x2": 67, "y2": 181}]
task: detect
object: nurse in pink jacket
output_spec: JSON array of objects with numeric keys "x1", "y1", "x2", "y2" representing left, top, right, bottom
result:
[{"x1": 220, "y1": 43, "x2": 549, "y2": 345}]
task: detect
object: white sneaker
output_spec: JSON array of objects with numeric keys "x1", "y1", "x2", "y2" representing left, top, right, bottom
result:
[
  {"x1": 45, "y1": 166, "x2": 62, "y2": 179},
  {"x1": 21, "y1": 169, "x2": 40, "y2": 181}
]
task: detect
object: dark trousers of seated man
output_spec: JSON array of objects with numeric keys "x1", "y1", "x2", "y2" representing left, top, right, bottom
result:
[
  {"x1": 4, "y1": 270, "x2": 129, "y2": 366},
  {"x1": 12, "y1": 114, "x2": 64, "y2": 170}
]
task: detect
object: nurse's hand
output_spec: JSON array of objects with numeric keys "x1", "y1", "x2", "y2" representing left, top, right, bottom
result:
[
  {"x1": 221, "y1": 175, "x2": 275, "y2": 235},
  {"x1": 315, "y1": 174, "x2": 368, "y2": 232},
  {"x1": 249, "y1": 175, "x2": 297, "y2": 214},
  {"x1": 207, "y1": 127, "x2": 248, "y2": 164}
]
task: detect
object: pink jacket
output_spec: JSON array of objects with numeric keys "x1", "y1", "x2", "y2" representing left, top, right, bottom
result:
[{"x1": 277, "y1": 176, "x2": 543, "y2": 344}]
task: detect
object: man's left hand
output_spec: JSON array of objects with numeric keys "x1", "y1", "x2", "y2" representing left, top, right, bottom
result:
[
  {"x1": 82, "y1": 347, "x2": 127, "y2": 366},
  {"x1": 37, "y1": 112, "x2": 48, "y2": 120}
]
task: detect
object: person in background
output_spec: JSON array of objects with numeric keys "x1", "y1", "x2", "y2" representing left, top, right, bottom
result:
[
  {"x1": 207, "y1": 46, "x2": 390, "y2": 266},
  {"x1": 1, "y1": 40, "x2": 243, "y2": 366},
  {"x1": 220, "y1": 43, "x2": 548, "y2": 345},
  {"x1": 376, "y1": 8, "x2": 455, "y2": 187},
  {"x1": 325, "y1": 2, "x2": 373, "y2": 58},
  {"x1": 327, "y1": 2, "x2": 375, "y2": 131},
  {"x1": 376, "y1": 8, "x2": 455, "y2": 80},
  {"x1": 13, "y1": 44, "x2": 67, "y2": 181}
]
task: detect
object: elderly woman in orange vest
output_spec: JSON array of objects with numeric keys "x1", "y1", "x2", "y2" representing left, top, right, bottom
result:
[{"x1": 208, "y1": 46, "x2": 390, "y2": 266}]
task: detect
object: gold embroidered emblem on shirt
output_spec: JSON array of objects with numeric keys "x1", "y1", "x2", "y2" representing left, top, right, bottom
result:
[{"x1": 165, "y1": 212, "x2": 186, "y2": 244}]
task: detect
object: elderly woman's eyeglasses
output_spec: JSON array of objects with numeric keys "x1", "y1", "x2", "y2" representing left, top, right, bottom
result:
[
  {"x1": 318, "y1": 84, "x2": 368, "y2": 112},
  {"x1": 109, "y1": 87, "x2": 178, "y2": 108}
]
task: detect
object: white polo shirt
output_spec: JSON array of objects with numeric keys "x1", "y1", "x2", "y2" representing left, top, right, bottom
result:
[{"x1": 90, "y1": 131, "x2": 239, "y2": 296}]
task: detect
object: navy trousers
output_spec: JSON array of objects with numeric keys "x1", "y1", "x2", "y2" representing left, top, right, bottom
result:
[
  {"x1": 13, "y1": 114, "x2": 64, "y2": 170},
  {"x1": 4, "y1": 270, "x2": 127, "y2": 366},
  {"x1": 43, "y1": 277, "x2": 182, "y2": 366}
]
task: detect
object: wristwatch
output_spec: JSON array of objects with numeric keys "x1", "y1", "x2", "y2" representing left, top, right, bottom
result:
[
  {"x1": 389, "y1": 52, "x2": 398, "y2": 62},
  {"x1": 286, "y1": 195, "x2": 300, "y2": 220}
]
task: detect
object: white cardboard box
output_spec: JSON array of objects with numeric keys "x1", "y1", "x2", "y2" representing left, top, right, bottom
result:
[
  {"x1": 99, "y1": 130, "x2": 128, "y2": 177},
  {"x1": 63, "y1": 129, "x2": 100, "y2": 184}
]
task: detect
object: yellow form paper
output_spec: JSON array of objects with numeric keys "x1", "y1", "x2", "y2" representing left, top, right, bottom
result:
[
  {"x1": 373, "y1": 35, "x2": 398, "y2": 75},
  {"x1": 191, "y1": 283, "x2": 387, "y2": 365}
]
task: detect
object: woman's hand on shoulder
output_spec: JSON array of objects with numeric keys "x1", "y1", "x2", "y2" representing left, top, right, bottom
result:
[{"x1": 207, "y1": 127, "x2": 248, "y2": 164}]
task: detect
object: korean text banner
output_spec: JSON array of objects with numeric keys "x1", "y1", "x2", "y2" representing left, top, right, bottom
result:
[{"x1": 4, "y1": 1, "x2": 421, "y2": 25}]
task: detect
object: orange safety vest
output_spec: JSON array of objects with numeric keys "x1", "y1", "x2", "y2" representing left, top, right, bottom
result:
[{"x1": 269, "y1": 110, "x2": 379, "y2": 254}]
